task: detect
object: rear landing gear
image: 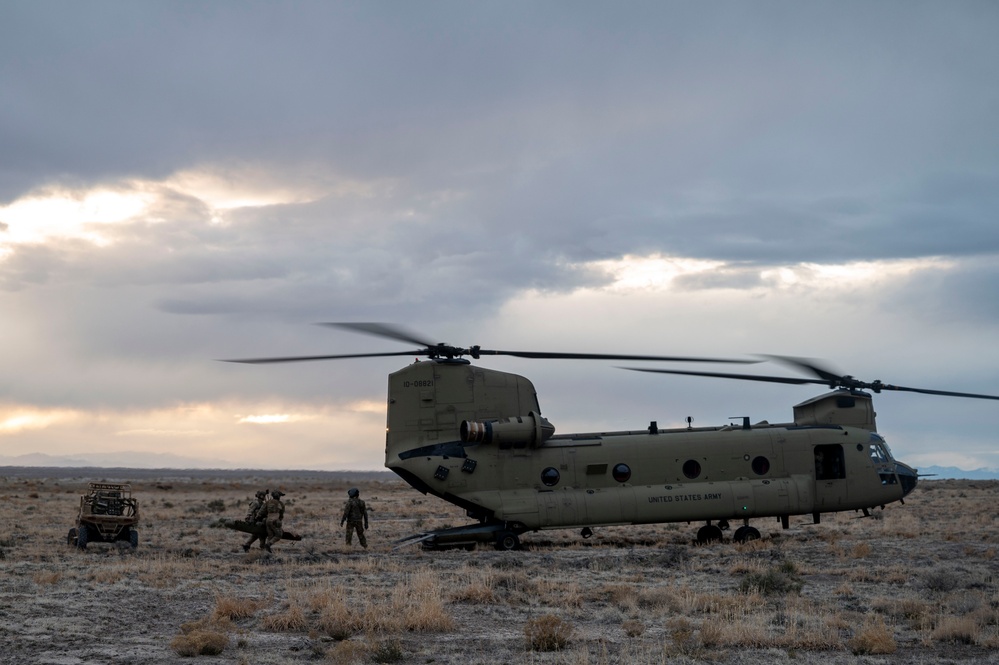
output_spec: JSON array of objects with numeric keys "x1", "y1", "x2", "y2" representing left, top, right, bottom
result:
[
  {"x1": 495, "y1": 530, "x2": 520, "y2": 551},
  {"x1": 696, "y1": 521, "x2": 761, "y2": 545}
]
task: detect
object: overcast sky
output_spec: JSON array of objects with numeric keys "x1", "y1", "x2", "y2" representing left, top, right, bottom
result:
[{"x1": 2, "y1": 2, "x2": 997, "y2": 471}]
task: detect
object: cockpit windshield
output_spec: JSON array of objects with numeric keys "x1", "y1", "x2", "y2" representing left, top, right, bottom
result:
[
  {"x1": 868, "y1": 433, "x2": 894, "y2": 463},
  {"x1": 868, "y1": 433, "x2": 899, "y2": 485}
]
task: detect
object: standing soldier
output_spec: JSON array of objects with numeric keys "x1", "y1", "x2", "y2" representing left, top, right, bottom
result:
[
  {"x1": 260, "y1": 490, "x2": 285, "y2": 553},
  {"x1": 340, "y1": 488, "x2": 369, "y2": 549},
  {"x1": 242, "y1": 489, "x2": 268, "y2": 552}
]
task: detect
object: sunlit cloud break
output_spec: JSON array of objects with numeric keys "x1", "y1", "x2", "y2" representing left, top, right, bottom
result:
[
  {"x1": 115, "y1": 428, "x2": 214, "y2": 437},
  {"x1": 239, "y1": 414, "x2": 301, "y2": 424},
  {"x1": 0, "y1": 186, "x2": 155, "y2": 248},
  {"x1": 0, "y1": 408, "x2": 78, "y2": 434},
  {"x1": 590, "y1": 253, "x2": 954, "y2": 293}
]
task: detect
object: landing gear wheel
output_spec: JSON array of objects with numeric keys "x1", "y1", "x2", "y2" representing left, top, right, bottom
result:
[
  {"x1": 67, "y1": 528, "x2": 77, "y2": 546},
  {"x1": 733, "y1": 526, "x2": 761, "y2": 543},
  {"x1": 495, "y1": 530, "x2": 519, "y2": 551},
  {"x1": 696, "y1": 524, "x2": 723, "y2": 545}
]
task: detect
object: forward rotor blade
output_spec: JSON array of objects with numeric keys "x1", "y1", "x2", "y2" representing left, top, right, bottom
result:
[
  {"x1": 221, "y1": 350, "x2": 420, "y2": 364},
  {"x1": 484, "y1": 350, "x2": 758, "y2": 364},
  {"x1": 624, "y1": 367, "x2": 999, "y2": 401},
  {"x1": 316, "y1": 322, "x2": 439, "y2": 349},
  {"x1": 621, "y1": 367, "x2": 829, "y2": 386},
  {"x1": 874, "y1": 384, "x2": 999, "y2": 401}
]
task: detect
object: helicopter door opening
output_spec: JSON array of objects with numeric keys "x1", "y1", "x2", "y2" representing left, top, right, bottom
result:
[
  {"x1": 813, "y1": 443, "x2": 847, "y2": 510},
  {"x1": 814, "y1": 444, "x2": 845, "y2": 481}
]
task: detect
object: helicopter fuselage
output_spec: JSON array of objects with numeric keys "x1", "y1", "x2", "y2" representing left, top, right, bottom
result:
[{"x1": 384, "y1": 360, "x2": 917, "y2": 540}]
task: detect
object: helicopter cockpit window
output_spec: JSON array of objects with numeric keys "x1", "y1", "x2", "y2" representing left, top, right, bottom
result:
[
  {"x1": 541, "y1": 467, "x2": 560, "y2": 487},
  {"x1": 612, "y1": 463, "x2": 631, "y2": 483},
  {"x1": 869, "y1": 441, "x2": 891, "y2": 464},
  {"x1": 751, "y1": 456, "x2": 770, "y2": 476},
  {"x1": 682, "y1": 460, "x2": 701, "y2": 479}
]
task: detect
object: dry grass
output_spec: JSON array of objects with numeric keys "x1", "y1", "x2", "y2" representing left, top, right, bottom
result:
[
  {"x1": 848, "y1": 615, "x2": 897, "y2": 654},
  {"x1": 525, "y1": 614, "x2": 574, "y2": 651},
  {"x1": 3, "y1": 472, "x2": 999, "y2": 664},
  {"x1": 171, "y1": 616, "x2": 232, "y2": 656},
  {"x1": 211, "y1": 594, "x2": 267, "y2": 621}
]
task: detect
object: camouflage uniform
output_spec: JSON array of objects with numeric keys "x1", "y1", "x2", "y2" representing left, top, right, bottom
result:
[
  {"x1": 260, "y1": 490, "x2": 286, "y2": 552},
  {"x1": 340, "y1": 488, "x2": 368, "y2": 548},
  {"x1": 242, "y1": 489, "x2": 268, "y2": 552}
]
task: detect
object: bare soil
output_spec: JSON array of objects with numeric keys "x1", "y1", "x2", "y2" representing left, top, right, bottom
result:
[{"x1": 2, "y1": 468, "x2": 997, "y2": 664}]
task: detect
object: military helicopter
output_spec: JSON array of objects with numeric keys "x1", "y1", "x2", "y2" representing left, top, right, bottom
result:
[{"x1": 226, "y1": 323, "x2": 999, "y2": 550}]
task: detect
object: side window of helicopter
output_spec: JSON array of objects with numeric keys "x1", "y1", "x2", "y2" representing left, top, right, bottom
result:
[
  {"x1": 751, "y1": 456, "x2": 770, "y2": 476},
  {"x1": 541, "y1": 467, "x2": 560, "y2": 487},
  {"x1": 612, "y1": 463, "x2": 631, "y2": 483},
  {"x1": 682, "y1": 460, "x2": 701, "y2": 479}
]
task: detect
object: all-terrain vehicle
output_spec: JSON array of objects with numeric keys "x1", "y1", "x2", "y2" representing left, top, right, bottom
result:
[{"x1": 68, "y1": 482, "x2": 140, "y2": 549}]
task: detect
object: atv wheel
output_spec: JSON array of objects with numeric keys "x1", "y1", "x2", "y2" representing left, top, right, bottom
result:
[
  {"x1": 129, "y1": 529, "x2": 138, "y2": 549},
  {"x1": 67, "y1": 528, "x2": 77, "y2": 546},
  {"x1": 76, "y1": 525, "x2": 89, "y2": 550}
]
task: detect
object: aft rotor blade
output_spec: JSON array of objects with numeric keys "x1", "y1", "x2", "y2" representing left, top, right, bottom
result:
[
  {"x1": 484, "y1": 350, "x2": 758, "y2": 364},
  {"x1": 761, "y1": 355, "x2": 845, "y2": 383},
  {"x1": 621, "y1": 367, "x2": 828, "y2": 386},
  {"x1": 221, "y1": 350, "x2": 420, "y2": 364},
  {"x1": 316, "y1": 322, "x2": 440, "y2": 349}
]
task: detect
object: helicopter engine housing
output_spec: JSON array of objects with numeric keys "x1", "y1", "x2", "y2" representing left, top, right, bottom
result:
[{"x1": 460, "y1": 412, "x2": 555, "y2": 448}]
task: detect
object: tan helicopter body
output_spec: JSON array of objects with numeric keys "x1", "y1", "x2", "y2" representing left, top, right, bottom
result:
[
  {"x1": 227, "y1": 322, "x2": 995, "y2": 551},
  {"x1": 386, "y1": 359, "x2": 915, "y2": 549}
]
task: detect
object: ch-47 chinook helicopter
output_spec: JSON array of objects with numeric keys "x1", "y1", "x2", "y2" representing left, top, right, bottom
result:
[{"x1": 226, "y1": 323, "x2": 999, "y2": 551}]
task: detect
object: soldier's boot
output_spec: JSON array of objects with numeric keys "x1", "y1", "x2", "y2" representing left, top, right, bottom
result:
[
  {"x1": 242, "y1": 543, "x2": 251, "y2": 552},
  {"x1": 265, "y1": 544, "x2": 273, "y2": 553}
]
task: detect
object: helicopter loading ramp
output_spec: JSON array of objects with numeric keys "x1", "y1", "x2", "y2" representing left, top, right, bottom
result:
[{"x1": 393, "y1": 522, "x2": 515, "y2": 551}]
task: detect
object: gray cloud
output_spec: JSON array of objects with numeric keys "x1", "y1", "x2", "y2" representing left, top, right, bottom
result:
[{"x1": 2, "y1": 2, "x2": 999, "y2": 468}]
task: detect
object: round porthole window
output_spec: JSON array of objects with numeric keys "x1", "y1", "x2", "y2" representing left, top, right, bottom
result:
[
  {"x1": 612, "y1": 463, "x2": 632, "y2": 483},
  {"x1": 682, "y1": 460, "x2": 701, "y2": 479},
  {"x1": 751, "y1": 456, "x2": 770, "y2": 475},
  {"x1": 541, "y1": 467, "x2": 560, "y2": 487}
]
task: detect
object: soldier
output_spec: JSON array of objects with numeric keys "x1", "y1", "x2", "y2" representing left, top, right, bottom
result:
[
  {"x1": 260, "y1": 490, "x2": 285, "y2": 553},
  {"x1": 340, "y1": 487, "x2": 369, "y2": 548},
  {"x1": 242, "y1": 489, "x2": 268, "y2": 552}
]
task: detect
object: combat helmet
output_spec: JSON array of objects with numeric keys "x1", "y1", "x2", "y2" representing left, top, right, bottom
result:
[
  {"x1": 271, "y1": 490, "x2": 285, "y2": 498},
  {"x1": 347, "y1": 488, "x2": 359, "y2": 498},
  {"x1": 255, "y1": 489, "x2": 267, "y2": 498}
]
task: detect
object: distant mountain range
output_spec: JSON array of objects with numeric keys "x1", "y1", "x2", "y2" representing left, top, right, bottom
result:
[
  {"x1": 916, "y1": 466, "x2": 999, "y2": 480},
  {"x1": 1, "y1": 452, "x2": 996, "y2": 479}
]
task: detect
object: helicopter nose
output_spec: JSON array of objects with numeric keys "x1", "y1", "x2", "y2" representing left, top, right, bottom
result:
[{"x1": 895, "y1": 461, "x2": 918, "y2": 497}]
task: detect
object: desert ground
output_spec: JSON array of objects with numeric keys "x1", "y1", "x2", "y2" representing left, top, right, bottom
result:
[{"x1": 1, "y1": 468, "x2": 997, "y2": 665}]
